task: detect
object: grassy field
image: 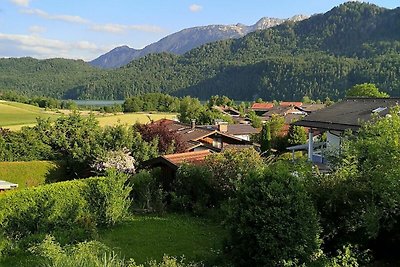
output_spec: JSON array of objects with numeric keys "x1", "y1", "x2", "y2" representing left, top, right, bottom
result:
[
  {"x1": 0, "y1": 214, "x2": 226, "y2": 267},
  {"x1": 96, "y1": 113, "x2": 176, "y2": 127},
  {"x1": 0, "y1": 161, "x2": 67, "y2": 189},
  {"x1": 0, "y1": 100, "x2": 176, "y2": 130},
  {"x1": 97, "y1": 214, "x2": 226, "y2": 265},
  {"x1": 0, "y1": 101, "x2": 58, "y2": 128}
]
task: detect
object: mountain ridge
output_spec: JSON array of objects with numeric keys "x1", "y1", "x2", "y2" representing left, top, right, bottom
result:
[
  {"x1": 0, "y1": 2, "x2": 399, "y2": 101},
  {"x1": 89, "y1": 15, "x2": 309, "y2": 69}
]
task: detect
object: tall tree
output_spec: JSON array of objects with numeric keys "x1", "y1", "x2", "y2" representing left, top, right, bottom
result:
[
  {"x1": 260, "y1": 123, "x2": 272, "y2": 153},
  {"x1": 346, "y1": 83, "x2": 389, "y2": 98}
]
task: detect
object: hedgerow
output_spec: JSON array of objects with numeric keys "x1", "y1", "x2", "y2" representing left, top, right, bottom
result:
[{"x1": 0, "y1": 171, "x2": 131, "y2": 246}]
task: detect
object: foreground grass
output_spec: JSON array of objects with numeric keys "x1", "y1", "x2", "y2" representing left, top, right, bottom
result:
[
  {"x1": 97, "y1": 214, "x2": 225, "y2": 265},
  {"x1": 0, "y1": 213, "x2": 225, "y2": 266},
  {"x1": 0, "y1": 161, "x2": 67, "y2": 189}
]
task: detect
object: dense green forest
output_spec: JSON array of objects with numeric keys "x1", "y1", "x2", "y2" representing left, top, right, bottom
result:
[{"x1": 0, "y1": 2, "x2": 399, "y2": 100}]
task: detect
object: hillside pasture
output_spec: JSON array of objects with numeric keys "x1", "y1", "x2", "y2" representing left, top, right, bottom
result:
[
  {"x1": 96, "y1": 113, "x2": 176, "y2": 126},
  {"x1": 0, "y1": 100, "x2": 176, "y2": 130},
  {"x1": 0, "y1": 101, "x2": 58, "y2": 128},
  {"x1": 0, "y1": 161, "x2": 67, "y2": 189}
]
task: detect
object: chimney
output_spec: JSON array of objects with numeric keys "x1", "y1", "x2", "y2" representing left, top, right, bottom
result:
[
  {"x1": 191, "y1": 119, "x2": 196, "y2": 129},
  {"x1": 218, "y1": 121, "x2": 228, "y2": 133}
]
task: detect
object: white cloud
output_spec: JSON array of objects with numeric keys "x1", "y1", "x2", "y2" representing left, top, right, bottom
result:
[
  {"x1": 90, "y1": 23, "x2": 164, "y2": 34},
  {"x1": 0, "y1": 32, "x2": 105, "y2": 60},
  {"x1": 189, "y1": 4, "x2": 203, "y2": 12},
  {"x1": 28, "y1": 25, "x2": 46, "y2": 34},
  {"x1": 21, "y1": 8, "x2": 90, "y2": 24},
  {"x1": 20, "y1": 8, "x2": 164, "y2": 34},
  {"x1": 10, "y1": 0, "x2": 30, "y2": 7}
]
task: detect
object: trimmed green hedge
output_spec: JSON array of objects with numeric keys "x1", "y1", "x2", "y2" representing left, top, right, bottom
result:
[{"x1": 0, "y1": 171, "x2": 131, "y2": 242}]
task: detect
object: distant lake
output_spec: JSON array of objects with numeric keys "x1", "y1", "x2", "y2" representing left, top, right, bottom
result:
[{"x1": 73, "y1": 100, "x2": 124, "y2": 107}]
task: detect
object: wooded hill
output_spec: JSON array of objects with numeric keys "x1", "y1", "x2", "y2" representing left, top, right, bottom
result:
[{"x1": 0, "y1": 2, "x2": 399, "y2": 101}]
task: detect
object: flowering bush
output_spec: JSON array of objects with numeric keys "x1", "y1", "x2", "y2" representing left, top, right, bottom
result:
[{"x1": 93, "y1": 148, "x2": 135, "y2": 174}]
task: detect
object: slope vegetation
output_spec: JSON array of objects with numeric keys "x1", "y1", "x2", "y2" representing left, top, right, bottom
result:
[{"x1": 0, "y1": 2, "x2": 399, "y2": 100}]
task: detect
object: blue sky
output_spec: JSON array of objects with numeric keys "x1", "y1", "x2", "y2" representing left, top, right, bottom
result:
[{"x1": 0, "y1": 0, "x2": 398, "y2": 60}]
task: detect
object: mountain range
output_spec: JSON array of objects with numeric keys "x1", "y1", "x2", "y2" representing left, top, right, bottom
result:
[
  {"x1": 0, "y1": 2, "x2": 399, "y2": 101},
  {"x1": 89, "y1": 15, "x2": 309, "y2": 69}
]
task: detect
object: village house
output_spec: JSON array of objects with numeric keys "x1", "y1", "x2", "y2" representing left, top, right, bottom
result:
[
  {"x1": 143, "y1": 150, "x2": 211, "y2": 184},
  {"x1": 151, "y1": 119, "x2": 258, "y2": 152},
  {"x1": 290, "y1": 97, "x2": 400, "y2": 164},
  {"x1": 143, "y1": 119, "x2": 260, "y2": 177},
  {"x1": 250, "y1": 102, "x2": 274, "y2": 116}
]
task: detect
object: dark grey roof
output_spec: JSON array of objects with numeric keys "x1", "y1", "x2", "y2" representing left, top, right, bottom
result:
[
  {"x1": 293, "y1": 98, "x2": 400, "y2": 131},
  {"x1": 227, "y1": 124, "x2": 260, "y2": 135}
]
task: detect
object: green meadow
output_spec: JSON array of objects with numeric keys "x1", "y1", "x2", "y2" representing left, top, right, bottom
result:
[
  {"x1": 0, "y1": 161, "x2": 68, "y2": 190},
  {"x1": 0, "y1": 214, "x2": 226, "y2": 267},
  {"x1": 0, "y1": 101, "x2": 58, "y2": 128},
  {"x1": 0, "y1": 101, "x2": 176, "y2": 130}
]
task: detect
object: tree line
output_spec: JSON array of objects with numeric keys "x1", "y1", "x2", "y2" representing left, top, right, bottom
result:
[{"x1": 0, "y1": 2, "x2": 399, "y2": 100}]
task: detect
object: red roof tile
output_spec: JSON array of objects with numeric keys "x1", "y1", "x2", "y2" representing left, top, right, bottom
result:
[
  {"x1": 163, "y1": 150, "x2": 211, "y2": 166},
  {"x1": 251, "y1": 103, "x2": 274, "y2": 110}
]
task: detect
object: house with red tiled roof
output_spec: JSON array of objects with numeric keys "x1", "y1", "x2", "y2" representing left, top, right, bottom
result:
[
  {"x1": 142, "y1": 150, "x2": 212, "y2": 188},
  {"x1": 144, "y1": 150, "x2": 211, "y2": 172},
  {"x1": 143, "y1": 119, "x2": 260, "y2": 179},
  {"x1": 251, "y1": 102, "x2": 274, "y2": 112},
  {"x1": 280, "y1": 102, "x2": 303, "y2": 107},
  {"x1": 152, "y1": 119, "x2": 256, "y2": 152}
]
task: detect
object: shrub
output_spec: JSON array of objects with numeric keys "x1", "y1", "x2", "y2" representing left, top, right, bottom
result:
[
  {"x1": 85, "y1": 170, "x2": 132, "y2": 227},
  {"x1": 171, "y1": 164, "x2": 215, "y2": 214},
  {"x1": 204, "y1": 148, "x2": 265, "y2": 198},
  {"x1": 92, "y1": 149, "x2": 136, "y2": 175},
  {"x1": 129, "y1": 170, "x2": 166, "y2": 213},
  {"x1": 0, "y1": 171, "x2": 131, "y2": 244},
  {"x1": 31, "y1": 235, "x2": 200, "y2": 267},
  {"x1": 224, "y1": 162, "x2": 321, "y2": 266},
  {"x1": 31, "y1": 235, "x2": 131, "y2": 267},
  {"x1": 306, "y1": 109, "x2": 400, "y2": 254}
]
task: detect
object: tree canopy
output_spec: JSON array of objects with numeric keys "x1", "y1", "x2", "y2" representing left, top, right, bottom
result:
[{"x1": 346, "y1": 83, "x2": 389, "y2": 98}]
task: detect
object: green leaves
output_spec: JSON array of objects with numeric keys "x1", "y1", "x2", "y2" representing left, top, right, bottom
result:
[
  {"x1": 224, "y1": 162, "x2": 321, "y2": 266},
  {"x1": 346, "y1": 83, "x2": 389, "y2": 98}
]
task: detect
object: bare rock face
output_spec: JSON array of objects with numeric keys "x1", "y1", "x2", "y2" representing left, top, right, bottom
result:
[{"x1": 89, "y1": 15, "x2": 309, "y2": 69}]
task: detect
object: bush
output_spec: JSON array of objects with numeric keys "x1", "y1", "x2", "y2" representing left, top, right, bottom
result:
[
  {"x1": 129, "y1": 170, "x2": 166, "y2": 213},
  {"x1": 0, "y1": 171, "x2": 131, "y2": 244},
  {"x1": 205, "y1": 148, "x2": 265, "y2": 198},
  {"x1": 31, "y1": 235, "x2": 200, "y2": 267},
  {"x1": 171, "y1": 164, "x2": 216, "y2": 214},
  {"x1": 224, "y1": 162, "x2": 321, "y2": 266},
  {"x1": 306, "y1": 109, "x2": 400, "y2": 254},
  {"x1": 85, "y1": 170, "x2": 132, "y2": 227}
]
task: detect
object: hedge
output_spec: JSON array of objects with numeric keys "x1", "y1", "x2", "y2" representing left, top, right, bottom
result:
[{"x1": 0, "y1": 171, "x2": 131, "y2": 241}]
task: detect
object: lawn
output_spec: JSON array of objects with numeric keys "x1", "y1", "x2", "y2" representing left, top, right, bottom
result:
[
  {"x1": 0, "y1": 214, "x2": 226, "y2": 267},
  {"x1": 0, "y1": 100, "x2": 176, "y2": 130},
  {"x1": 97, "y1": 214, "x2": 226, "y2": 265},
  {"x1": 0, "y1": 161, "x2": 67, "y2": 189}
]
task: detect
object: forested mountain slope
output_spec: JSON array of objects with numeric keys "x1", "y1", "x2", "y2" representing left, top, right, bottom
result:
[
  {"x1": 0, "y1": 2, "x2": 399, "y2": 101},
  {"x1": 89, "y1": 15, "x2": 308, "y2": 69}
]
